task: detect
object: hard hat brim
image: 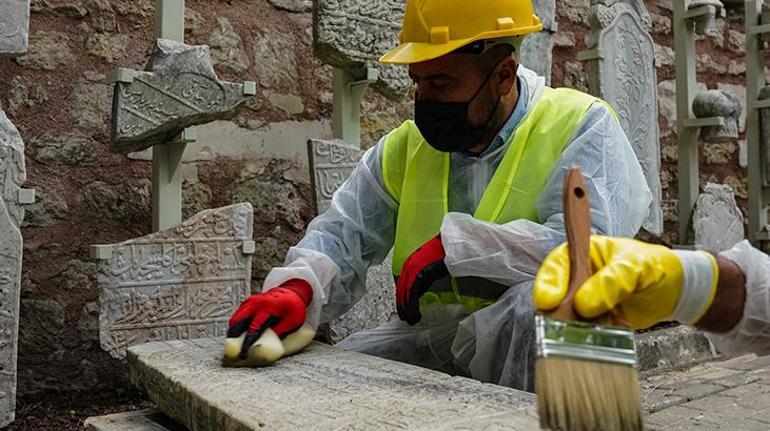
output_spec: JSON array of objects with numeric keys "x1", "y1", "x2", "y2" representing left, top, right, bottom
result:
[{"x1": 379, "y1": 24, "x2": 543, "y2": 64}]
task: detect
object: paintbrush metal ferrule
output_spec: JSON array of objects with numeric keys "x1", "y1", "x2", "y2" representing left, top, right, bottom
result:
[{"x1": 535, "y1": 315, "x2": 637, "y2": 367}]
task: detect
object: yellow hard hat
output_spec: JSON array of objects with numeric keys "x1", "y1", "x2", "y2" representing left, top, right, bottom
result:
[{"x1": 380, "y1": 0, "x2": 543, "y2": 64}]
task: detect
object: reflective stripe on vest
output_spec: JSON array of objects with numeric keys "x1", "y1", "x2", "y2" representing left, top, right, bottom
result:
[{"x1": 383, "y1": 87, "x2": 608, "y2": 279}]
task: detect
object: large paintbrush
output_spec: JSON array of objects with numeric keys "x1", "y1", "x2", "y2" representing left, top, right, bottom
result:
[{"x1": 535, "y1": 167, "x2": 643, "y2": 431}]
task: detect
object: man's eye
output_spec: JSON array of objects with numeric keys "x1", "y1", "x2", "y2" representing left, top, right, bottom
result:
[{"x1": 432, "y1": 81, "x2": 451, "y2": 89}]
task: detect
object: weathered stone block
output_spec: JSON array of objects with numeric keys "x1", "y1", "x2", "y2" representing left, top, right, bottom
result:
[
  {"x1": 110, "y1": 39, "x2": 252, "y2": 154},
  {"x1": 95, "y1": 203, "x2": 253, "y2": 359},
  {"x1": 0, "y1": 0, "x2": 30, "y2": 56},
  {"x1": 0, "y1": 109, "x2": 27, "y2": 427},
  {"x1": 519, "y1": 0, "x2": 555, "y2": 84},
  {"x1": 693, "y1": 90, "x2": 742, "y2": 143},
  {"x1": 635, "y1": 326, "x2": 716, "y2": 374},
  {"x1": 128, "y1": 339, "x2": 538, "y2": 431},
  {"x1": 84, "y1": 409, "x2": 183, "y2": 431},
  {"x1": 586, "y1": 0, "x2": 663, "y2": 235},
  {"x1": 307, "y1": 139, "x2": 397, "y2": 342},
  {"x1": 313, "y1": 0, "x2": 409, "y2": 100},
  {"x1": 693, "y1": 183, "x2": 744, "y2": 254}
]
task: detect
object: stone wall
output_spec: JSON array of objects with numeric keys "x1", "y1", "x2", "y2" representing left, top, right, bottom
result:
[
  {"x1": 0, "y1": 0, "x2": 753, "y2": 403},
  {"x1": 552, "y1": 0, "x2": 751, "y2": 246},
  {"x1": 0, "y1": 0, "x2": 409, "y2": 402}
]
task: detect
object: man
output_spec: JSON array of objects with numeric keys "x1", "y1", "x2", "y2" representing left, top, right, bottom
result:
[
  {"x1": 534, "y1": 236, "x2": 768, "y2": 357},
  {"x1": 227, "y1": 0, "x2": 652, "y2": 391}
]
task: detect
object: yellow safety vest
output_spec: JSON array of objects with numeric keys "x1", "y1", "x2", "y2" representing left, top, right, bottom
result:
[{"x1": 382, "y1": 87, "x2": 610, "y2": 310}]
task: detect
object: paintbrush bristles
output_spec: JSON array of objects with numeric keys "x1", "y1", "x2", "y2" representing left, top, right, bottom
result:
[{"x1": 536, "y1": 357, "x2": 644, "y2": 431}]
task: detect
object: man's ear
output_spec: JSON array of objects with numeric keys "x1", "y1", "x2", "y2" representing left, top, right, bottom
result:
[{"x1": 496, "y1": 57, "x2": 518, "y2": 96}]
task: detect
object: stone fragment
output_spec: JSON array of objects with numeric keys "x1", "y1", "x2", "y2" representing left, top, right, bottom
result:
[
  {"x1": 20, "y1": 189, "x2": 68, "y2": 227},
  {"x1": 13, "y1": 30, "x2": 74, "y2": 70},
  {"x1": 692, "y1": 89, "x2": 742, "y2": 143},
  {"x1": 651, "y1": 12, "x2": 671, "y2": 34},
  {"x1": 84, "y1": 409, "x2": 181, "y2": 431},
  {"x1": 657, "y1": 79, "x2": 708, "y2": 128},
  {"x1": 129, "y1": 339, "x2": 539, "y2": 430},
  {"x1": 95, "y1": 204, "x2": 254, "y2": 360},
  {"x1": 727, "y1": 29, "x2": 745, "y2": 52},
  {"x1": 7, "y1": 75, "x2": 48, "y2": 114},
  {"x1": 696, "y1": 53, "x2": 728, "y2": 74},
  {"x1": 0, "y1": 0, "x2": 30, "y2": 55},
  {"x1": 728, "y1": 60, "x2": 746, "y2": 75},
  {"x1": 689, "y1": 0, "x2": 724, "y2": 36},
  {"x1": 313, "y1": 0, "x2": 410, "y2": 100},
  {"x1": 693, "y1": 183, "x2": 744, "y2": 253},
  {"x1": 704, "y1": 141, "x2": 737, "y2": 165},
  {"x1": 585, "y1": 0, "x2": 662, "y2": 235},
  {"x1": 0, "y1": 109, "x2": 27, "y2": 427},
  {"x1": 111, "y1": 39, "x2": 252, "y2": 154},
  {"x1": 307, "y1": 139, "x2": 362, "y2": 214},
  {"x1": 717, "y1": 83, "x2": 747, "y2": 131},
  {"x1": 31, "y1": 134, "x2": 98, "y2": 166},
  {"x1": 558, "y1": 0, "x2": 590, "y2": 23},
  {"x1": 635, "y1": 326, "x2": 715, "y2": 374},
  {"x1": 307, "y1": 139, "x2": 397, "y2": 342},
  {"x1": 268, "y1": 0, "x2": 312, "y2": 12},
  {"x1": 209, "y1": 17, "x2": 249, "y2": 73},
  {"x1": 562, "y1": 61, "x2": 589, "y2": 93},
  {"x1": 83, "y1": 180, "x2": 151, "y2": 221}
]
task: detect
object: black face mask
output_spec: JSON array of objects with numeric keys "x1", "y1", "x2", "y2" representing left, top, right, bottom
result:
[{"x1": 414, "y1": 64, "x2": 502, "y2": 153}]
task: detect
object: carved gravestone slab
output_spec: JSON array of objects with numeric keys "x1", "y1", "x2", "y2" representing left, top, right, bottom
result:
[
  {"x1": 96, "y1": 203, "x2": 253, "y2": 359},
  {"x1": 313, "y1": 0, "x2": 409, "y2": 100},
  {"x1": 111, "y1": 39, "x2": 251, "y2": 154},
  {"x1": 693, "y1": 183, "x2": 744, "y2": 254},
  {"x1": 0, "y1": 0, "x2": 29, "y2": 56},
  {"x1": 307, "y1": 139, "x2": 397, "y2": 343},
  {"x1": 129, "y1": 339, "x2": 538, "y2": 430},
  {"x1": 519, "y1": 0, "x2": 556, "y2": 84},
  {"x1": 585, "y1": 0, "x2": 663, "y2": 235},
  {"x1": 0, "y1": 109, "x2": 26, "y2": 427}
]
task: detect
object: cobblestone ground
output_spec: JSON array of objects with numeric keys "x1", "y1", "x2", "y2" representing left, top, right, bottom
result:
[{"x1": 643, "y1": 354, "x2": 770, "y2": 430}]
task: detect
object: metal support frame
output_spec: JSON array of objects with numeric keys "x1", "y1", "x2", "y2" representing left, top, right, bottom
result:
[
  {"x1": 746, "y1": 0, "x2": 769, "y2": 246},
  {"x1": 152, "y1": 0, "x2": 186, "y2": 231},
  {"x1": 673, "y1": 0, "x2": 725, "y2": 243},
  {"x1": 332, "y1": 67, "x2": 380, "y2": 148}
]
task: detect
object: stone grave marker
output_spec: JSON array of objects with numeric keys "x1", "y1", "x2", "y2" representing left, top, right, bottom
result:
[
  {"x1": 0, "y1": 109, "x2": 26, "y2": 427},
  {"x1": 110, "y1": 39, "x2": 254, "y2": 154},
  {"x1": 0, "y1": 0, "x2": 29, "y2": 56},
  {"x1": 128, "y1": 339, "x2": 539, "y2": 430},
  {"x1": 313, "y1": 1, "x2": 408, "y2": 100},
  {"x1": 693, "y1": 183, "x2": 744, "y2": 254},
  {"x1": 93, "y1": 203, "x2": 254, "y2": 359},
  {"x1": 584, "y1": 0, "x2": 663, "y2": 235},
  {"x1": 307, "y1": 139, "x2": 397, "y2": 343},
  {"x1": 519, "y1": 0, "x2": 556, "y2": 84}
]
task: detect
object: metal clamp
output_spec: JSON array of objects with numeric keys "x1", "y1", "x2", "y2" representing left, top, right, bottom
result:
[
  {"x1": 17, "y1": 188, "x2": 35, "y2": 205},
  {"x1": 105, "y1": 68, "x2": 136, "y2": 85},
  {"x1": 90, "y1": 245, "x2": 114, "y2": 260},
  {"x1": 242, "y1": 240, "x2": 256, "y2": 255},
  {"x1": 682, "y1": 117, "x2": 726, "y2": 128}
]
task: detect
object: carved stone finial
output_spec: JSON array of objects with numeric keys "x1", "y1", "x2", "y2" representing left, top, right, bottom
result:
[
  {"x1": 692, "y1": 89, "x2": 742, "y2": 143},
  {"x1": 689, "y1": 0, "x2": 724, "y2": 37}
]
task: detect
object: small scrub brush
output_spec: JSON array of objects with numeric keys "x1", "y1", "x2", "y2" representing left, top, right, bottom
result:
[{"x1": 535, "y1": 168, "x2": 643, "y2": 431}]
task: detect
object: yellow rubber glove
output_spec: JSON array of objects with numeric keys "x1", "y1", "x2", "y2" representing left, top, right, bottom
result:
[{"x1": 534, "y1": 236, "x2": 719, "y2": 329}]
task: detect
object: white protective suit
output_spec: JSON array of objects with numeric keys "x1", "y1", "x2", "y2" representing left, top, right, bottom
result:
[
  {"x1": 708, "y1": 241, "x2": 770, "y2": 356},
  {"x1": 262, "y1": 66, "x2": 653, "y2": 391}
]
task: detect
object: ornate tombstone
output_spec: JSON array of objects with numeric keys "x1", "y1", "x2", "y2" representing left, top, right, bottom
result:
[
  {"x1": 584, "y1": 0, "x2": 663, "y2": 235},
  {"x1": 0, "y1": 0, "x2": 29, "y2": 56},
  {"x1": 693, "y1": 183, "x2": 744, "y2": 253},
  {"x1": 93, "y1": 204, "x2": 255, "y2": 359},
  {"x1": 110, "y1": 39, "x2": 254, "y2": 154},
  {"x1": 0, "y1": 110, "x2": 26, "y2": 427},
  {"x1": 307, "y1": 140, "x2": 397, "y2": 343},
  {"x1": 313, "y1": 0, "x2": 409, "y2": 100}
]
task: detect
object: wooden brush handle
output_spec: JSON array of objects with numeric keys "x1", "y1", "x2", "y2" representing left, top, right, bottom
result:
[{"x1": 551, "y1": 168, "x2": 592, "y2": 321}]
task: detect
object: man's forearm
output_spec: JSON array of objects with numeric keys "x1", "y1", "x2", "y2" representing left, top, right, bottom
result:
[{"x1": 695, "y1": 256, "x2": 746, "y2": 333}]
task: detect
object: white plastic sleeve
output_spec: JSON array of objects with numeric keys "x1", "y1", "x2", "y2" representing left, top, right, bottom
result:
[{"x1": 670, "y1": 250, "x2": 718, "y2": 325}]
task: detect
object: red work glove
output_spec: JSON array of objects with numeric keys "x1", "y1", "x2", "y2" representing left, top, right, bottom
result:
[
  {"x1": 396, "y1": 236, "x2": 449, "y2": 325},
  {"x1": 227, "y1": 279, "x2": 313, "y2": 359}
]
